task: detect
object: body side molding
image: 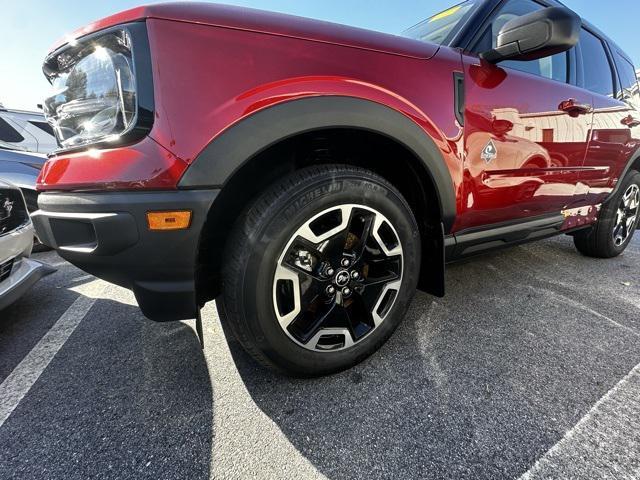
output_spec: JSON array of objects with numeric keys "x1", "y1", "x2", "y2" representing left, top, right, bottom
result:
[
  {"x1": 178, "y1": 96, "x2": 457, "y2": 232},
  {"x1": 446, "y1": 213, "x2": 579, "y2": 261}
]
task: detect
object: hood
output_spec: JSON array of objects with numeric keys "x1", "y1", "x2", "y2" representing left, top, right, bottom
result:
[{"x1": 50, "y1": 2, "x2": 439, "y2": 60}]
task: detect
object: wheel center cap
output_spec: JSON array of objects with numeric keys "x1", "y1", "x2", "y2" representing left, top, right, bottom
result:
[{"x1": 334, "y1": 270, "x2": 350, "y2": 287}]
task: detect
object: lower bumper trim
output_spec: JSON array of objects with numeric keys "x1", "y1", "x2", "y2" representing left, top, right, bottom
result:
[{"x1": 33, "y1": 189, "x2": 219, "y2": 322}]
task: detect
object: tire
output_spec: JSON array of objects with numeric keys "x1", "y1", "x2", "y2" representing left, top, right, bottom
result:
[
  {"x1": 573, "y1": 169, "x2": 640, "y2": 258},
  {"x1": 218, "y1": 165, "x2": 421, "y2": 377}
]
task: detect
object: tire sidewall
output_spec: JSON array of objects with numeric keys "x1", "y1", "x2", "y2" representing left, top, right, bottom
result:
[{"x1": 237, "y1": 171, "x2": 420, "y2": 375}]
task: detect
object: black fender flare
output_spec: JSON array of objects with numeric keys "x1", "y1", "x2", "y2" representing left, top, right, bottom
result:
[
  {"x1": 604, "y1": 146, "x2": 640, "y2": 204},
  {"x1": 178, "y1": 96, "x2": 457, "y2": 232}
]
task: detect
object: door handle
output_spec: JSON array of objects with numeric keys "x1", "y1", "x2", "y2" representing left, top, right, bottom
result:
[
  {"x1": 621, "y1": 114, "x2": 640, "y2": 128},
  {"x1": 559, "y1": 98, "x2": 593, "y2": 116}
]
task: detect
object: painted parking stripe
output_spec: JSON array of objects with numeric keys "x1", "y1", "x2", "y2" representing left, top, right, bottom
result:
[
  {"x1": 520, "y1": 362, "x2": 640, "y2": 480},
  {"x1": 0, "y1": 280, "x2": 105, "y2": 428}
]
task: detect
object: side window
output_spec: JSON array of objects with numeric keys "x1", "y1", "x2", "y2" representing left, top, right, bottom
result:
[
  {"x1": 613, "y1": 51, "x2": 639, "y2": 106},
  {"x1": 578, "y1": 29, "x2": 614, "y2": 97},
  {"x1": 472, "y1": 0, "x2": 569, "y2": 83},
  {"x1": 28, "y1": 121, "x2": 55, "y2": 137},
  {"x1": 0, "y1": 117, "x2": 25, "y2": 143}
]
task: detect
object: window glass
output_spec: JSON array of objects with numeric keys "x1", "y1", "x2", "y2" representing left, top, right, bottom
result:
[
  {"x1": 579, "y1": 29, "x2": 614, "y2": 97},
  {"x1": 613, "y1": 51, "x2": 639, "y2": 105},
  {"x1": 473, "y1": 0, "x2": 569, "y2": 83},
  {"x1": 404, "y1": 1, "x2": 479, "y2": 45},
  {"x1": 29, "y1": 121, "x2": 55, "y2": 136},
  {"x1": 0, "y1": 117, "x2": 24, "y2": 143}
]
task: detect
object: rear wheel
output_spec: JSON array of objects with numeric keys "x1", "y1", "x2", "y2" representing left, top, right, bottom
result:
[
  {"x1": 218, "y1": 165, "x2": 421, "y2": 376},
  {"x1": 573, "y1": 169, "x2": 640, "y2": 258}
]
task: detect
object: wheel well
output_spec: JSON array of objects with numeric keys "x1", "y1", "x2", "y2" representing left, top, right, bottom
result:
[{"x1": 195, "y1": 128, "x2": 444, "y2": 304}]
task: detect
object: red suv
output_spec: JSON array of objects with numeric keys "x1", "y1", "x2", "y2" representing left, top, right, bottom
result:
[{"x1": 34, "y1": 0, "x2": 640, "y2": 376}]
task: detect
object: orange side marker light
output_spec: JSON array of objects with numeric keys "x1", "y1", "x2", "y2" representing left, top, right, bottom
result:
[{"x1": 147, "y1": 211, "x2": 192, "y2": 231}]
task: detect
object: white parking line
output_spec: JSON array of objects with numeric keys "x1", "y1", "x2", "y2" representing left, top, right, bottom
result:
[
  {"x1": 0, "y1": 280, "x2": 105, "y2": 428},
  {"x1": 519, "y1": 362, "x2": 640, "y2": 480},
  {"x1": 529, "y1": 286, "x2": 640, "y2": 339}
]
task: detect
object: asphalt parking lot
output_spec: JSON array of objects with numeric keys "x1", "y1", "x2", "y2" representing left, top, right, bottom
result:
[{"x1": 0, "y1": 234, "x2": 639, "y2": 480}]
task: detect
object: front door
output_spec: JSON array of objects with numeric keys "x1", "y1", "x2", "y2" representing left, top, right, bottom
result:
[{"x1": 456, "y1": 0, "x2": 593, "y2": 232}]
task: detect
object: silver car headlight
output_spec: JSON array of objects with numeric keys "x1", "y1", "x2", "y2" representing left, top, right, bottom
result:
[{"x1": 43, "y1": 27, "x2": 146, "y2": 151}]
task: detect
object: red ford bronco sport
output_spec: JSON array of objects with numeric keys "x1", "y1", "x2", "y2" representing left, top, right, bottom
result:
[{"x1": 33, "y1": 0, "x2": 640, "y2": 376}]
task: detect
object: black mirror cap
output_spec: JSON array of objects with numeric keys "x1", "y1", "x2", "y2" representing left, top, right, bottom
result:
[{"x1": 480, "y1": 7, "x2": 581, "y2": 64}]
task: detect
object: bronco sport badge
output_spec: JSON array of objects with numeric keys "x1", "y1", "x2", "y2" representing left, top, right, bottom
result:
[{"x1": 481, "y1": 140, "x2": 498, "y2": 164}]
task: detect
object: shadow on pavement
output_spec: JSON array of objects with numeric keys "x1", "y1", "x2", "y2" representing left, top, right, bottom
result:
[
  {"x1": 0, "y1": 252, "x2": 84, "y2": 382},
  {"x1": 2, "y1": 237, "x2": 639, "y2": 479},
  {"x1": 0, "y1": 295, "x2": 214, "y2": 480},
  {"x1": 227, "y1": 237, "x2": 640, "y2": 479}
]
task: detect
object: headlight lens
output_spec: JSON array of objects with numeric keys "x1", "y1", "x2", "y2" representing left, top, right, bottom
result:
[{"x1": 43, "y1": 29, "x2": 137, "y2": 149}]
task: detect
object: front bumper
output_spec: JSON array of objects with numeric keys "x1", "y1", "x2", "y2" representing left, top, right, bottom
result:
[{"x1": 32, "y1": 190, "x2": 218, "y2": 321}]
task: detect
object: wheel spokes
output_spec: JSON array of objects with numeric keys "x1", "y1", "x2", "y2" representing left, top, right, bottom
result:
[
  {"x1": 306, "y1": 327, "x2": 355, "y2": 351},
  {"x1": 613, "y1": 184, "x2": 640, "y2": 246},
  {"x1": 372, "y1": 215, "x2": 402, "y2": 257},
  {"x1": 288, "y1": 296, "x2": 339, "y2": 344},
  {"x1": 362, "y1": 256, "x2": 402, "y2": 285},
  {"x1": 344, "y1": 294, "x2": 375, "y2": 339},
  {"x1": 281, "y1": 237, "x2": 328, "y2": 280},
  {"x1": 346, "y1": 210, "x2": 376, "y2": 262},
  {"x1": 623, "y1": 185, "x2": 639, "y2": 208},
  {"x1": 297, "y1": 205, "x2": 354, "y2": 245},
  {"x1": 273, "y1": 265, "x2": 302, "y2": 328},
  {"x1": 372, "y1": 281, "x2": 402, "y2": 327},
  {"x1": 273, "y1": 204, "x2": 404, "y2": 352},
  {"x1": 613, "y1": 223, "x2": 625, "y2": 246}
]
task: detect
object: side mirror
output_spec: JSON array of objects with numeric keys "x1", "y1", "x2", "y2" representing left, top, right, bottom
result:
[{"x1": 481, "y1": 7, "x2": 581, "y2": 64}]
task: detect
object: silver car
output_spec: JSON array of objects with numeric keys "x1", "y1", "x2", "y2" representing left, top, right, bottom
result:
[
  {"x1": 0, "y1": 108, "x2": 58, "y2": 154},
  {"x1": 0, "y1": 144, "x2": 51, "y2": 251},
  {"x1": 0, "y1": 181, "x2": 54, "y2": 311},
  {"x1": 0, "y1": 144, "x2": 46, "y2": 211}
]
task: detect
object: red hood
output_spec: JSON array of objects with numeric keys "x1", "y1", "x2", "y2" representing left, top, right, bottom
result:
[{"x1": 50, "y1": 2, "x2": 438, "y2": 60}]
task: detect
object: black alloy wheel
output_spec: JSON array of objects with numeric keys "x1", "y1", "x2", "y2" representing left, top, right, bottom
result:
[
  {"x1": 273, "y1": 204, "x2": 403, "y2": 352},
  {"x1": 218, "y1": 165, "x2": 421, "y2": 377}
]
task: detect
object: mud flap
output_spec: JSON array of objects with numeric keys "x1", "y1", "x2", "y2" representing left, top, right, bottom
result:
[
  {"x1": 417, "y1": 222, "x2": 445, "y2": 298},
  {"x1": 195, "y1": 308, "x2": 204, "y2": 349}
]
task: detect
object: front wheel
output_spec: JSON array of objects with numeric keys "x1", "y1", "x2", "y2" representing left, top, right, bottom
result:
[{"x1": 218, "y1": 165, "x2": 421, "y2": 377}]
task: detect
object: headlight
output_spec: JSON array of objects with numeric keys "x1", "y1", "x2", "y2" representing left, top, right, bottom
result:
[{"x1": 43, "y1": 29, "x2": 138, "y2": 150}]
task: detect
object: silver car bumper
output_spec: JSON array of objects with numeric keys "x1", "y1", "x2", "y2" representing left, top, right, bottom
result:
[
  {"x1": 0, "y1": 223, "x2": 55, "y2": 311},
  {"x1": 0, "y1": 257, "x2": 55, "y2": 311}
]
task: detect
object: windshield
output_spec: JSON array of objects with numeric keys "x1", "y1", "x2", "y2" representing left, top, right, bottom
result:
[{"x1": 404, "y1": 1, "x2": 479, "y2": 45}]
